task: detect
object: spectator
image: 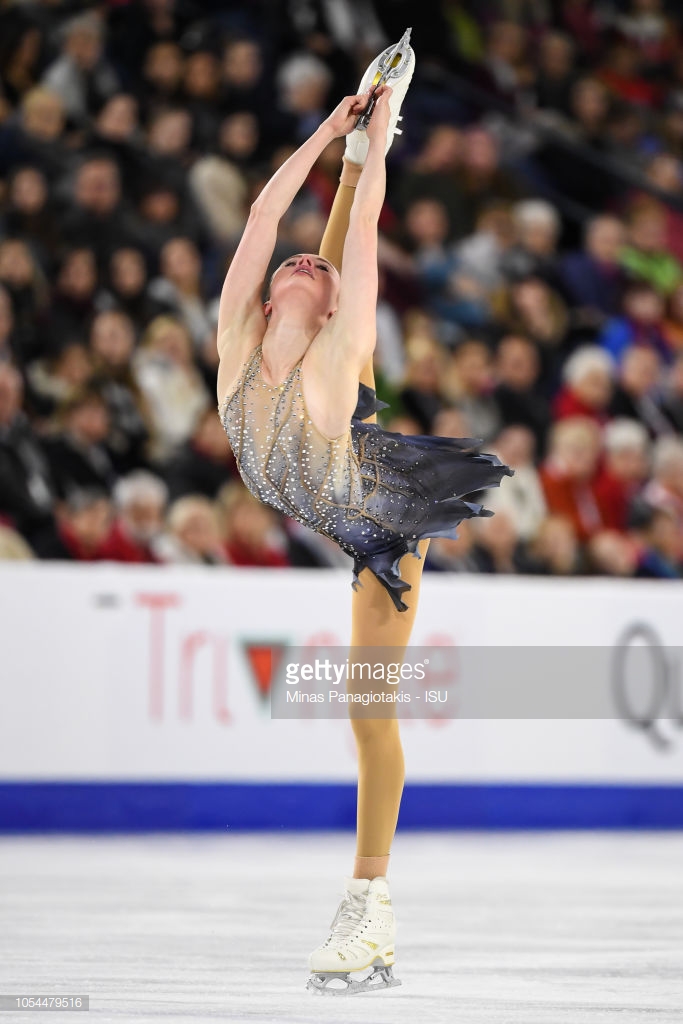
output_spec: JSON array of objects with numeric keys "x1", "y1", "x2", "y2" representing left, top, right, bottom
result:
[
  {"x1": 220, "y1": 36, "x2": 277, "y2": 132},
  {"x1": 662, "y1": 351, "x2": 683, "y2": 433},
  {"x1": 662, "y1": 282, "x2": 683, "y2": 353},
  {"x1": 454, "y1": 201, "x2": 516, "y2": 296},
  {"x1": 61, "y1": 156, "x2": 139, "y2": 270},
  {"x1": 139, "y1": 42, "x2": 185, "y2": 116},
  {"x1": 182, "y1": 49, "x2": 221, "y2": 149},
  {"x1": 149, "y1": 237, "x2": 214, "y2": 348},
  {"x1": 41, "y1": 12, "x2": 120, "y2": 124},
  {"x1": 552, "y1": 346, "x2": 614, "y2": 424},
  {"x1": 456, "y1": 127, "x2": 521, "y2": 235},
  {"x1": 0, "y1": 364, "x2": 55, "y2": 542},
  {"x1": 46, "y1": 248, "x2": 99, "y2": 354},
  {"x1": 501, "y1": 199, "x2": 562, "y2": 289},
  {"x1": 620, "y1": 200, "x2": 683, "y2": 297},
  {"x1": 26, "y1": 342, "x2": 93, "y2": 417},
  {"x1": 89, "y1": 310, "x2": 150, "y2": 474},
  {"x1": 157, "y1": 494, "x2": 227, "y2": 565},
  {"x1": 533, "y1": 31, "x2": 577, "y2": 115},
  {"x1": 469, "y1": 510, "x2": 527, "y2": 574},
  {"x1": 643, "y1": 153, "x2": 683, "y2": 264},
  {"x1": 599, "y1": 281, "x2": 671, "y2": 366},
  {"x1": 42, "y1": 388, "x2": 116, "y2": 499},
  {"x1": 32, "y1": 487, "x2": 112, "y2": 561},
  {"x1": 218, "y1": 480, "x2": 290, "y2": 567},
  {"x1": 424, "y1": 519, "x2": 481, "y2": 573},
  {"x1": 0, "y1": 8, "x2": 43, "y2": 106},
  {"x1": 3, "y1": 165, "x2": 61, "y2": 271},
  {"x1": 626, "y1": 499, "x2": 679, "y2": 581},
  {"x1": 585, "y1": 530, "x2": 638, "y2": 577},
  {"x1": 0, "y1": 237, "x2": 48, "y2": 360},
  {"x1": 97, "y1": 247, "x2": 172, "y2": 327},
  {"x1": 628, "y1": 499, "x2": 681, "y2": 579},
  {"x1": 165, "y1": 407, "x2": 236, "y2": 500},
  {"x1": 447, "y1": 340, "x2": 502, "y2": 443},
  {"x1": 99, "y1": 470, "x2": 167, "y2": 563},
  {"x1": 609, "y1": 344, "x2": 671, "y2": 436},
  {"x1": 534, "y1": 77, "x2": 615, "y2": 212},
  {"x1": 189, "y1": 131, "x2": 250, "y2": 245},
  {"x1": 399, "y1": 332, "x2": 447, "y2": 433},
  {"x1": 403, "y1": 197, "x2": 489, "y2": 334},
  {"x1": 594, "y1": 418, "x2": 650, "y2": 531},
  {"x1": 493, "y1": 334, "x2": 551, "y2": 453},
  {"x1": 642, "y1": 436, "x2": 683, "y2": 550},
  {"x1": 0, "y1": 524, "x2": 34, "y2": 561},
  {"x1": 524, "y1": 514, "x2": 582, "y2": 575},
  {"x1": 494, "y1": 276, "x2": 569, "y2": 390},
  {"x1": 487, "y1": 425, "x2": 547, "y2": 542},
  {"x1": 133, "y1": 315, "x2": 209, "y2": 463},
  {"x1": 540, "y1": 416, "x2": 604, "y2": 542},
  {"x1": 560, "y1": 215, "x2": 627, "y2": 318},
  {"x1": 276, "y1": 53, "x2": 332, "y2": 142},
  {"x1": 0, "y1": 87, "x2": 70, "y2": 182},
  {"x1": 396, "y1": 125, "x2": 468, "y2": 242},
  {"x1": 0, "y1": 285, "x2": 19, "y2": 366}
]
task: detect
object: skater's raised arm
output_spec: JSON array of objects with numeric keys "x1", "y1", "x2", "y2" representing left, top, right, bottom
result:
[{"x1": 216, "y1": 93, "x2": 370, "y2": 348}]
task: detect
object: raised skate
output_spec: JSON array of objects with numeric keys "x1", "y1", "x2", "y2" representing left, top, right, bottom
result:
[{"x1": 345, "y1": 28, "x2": 415, "y2": 163}]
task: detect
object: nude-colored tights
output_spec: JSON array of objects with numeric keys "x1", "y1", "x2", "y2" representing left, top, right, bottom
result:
[{"x1": 318, "y1": 159, "x2": 430, "y2": 876}]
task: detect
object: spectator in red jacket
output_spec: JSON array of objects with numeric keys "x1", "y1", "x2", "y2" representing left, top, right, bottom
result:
[
  {"x1": 593, "y1": 418, "x2": 650, "y2": 531},
  {"x1": 218, "y1": 480, "x2": 289, "y2": 568},
  {"x1": 540, "y1": 416, "x2": 604, "y2": 541},
  {"x1": 99, "y1": 470, "x2": 168, "y2": 563},
  {"x1": 553, "y1": 346, "x2": 615, "y2": 424},
  {"x1": 32, "y1": 487, "x2": 112, "y2": 560}
]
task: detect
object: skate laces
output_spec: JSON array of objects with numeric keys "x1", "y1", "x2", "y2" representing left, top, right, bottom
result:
[{"x1": 326, "y1": 891, "x2": 367, "y2": 943}]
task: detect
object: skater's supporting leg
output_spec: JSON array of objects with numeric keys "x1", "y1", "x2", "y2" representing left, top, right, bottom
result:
[
  {"x1": 349, "y1": 541, "x2": 428, "y2": 875},
  {"x1": 319, "y1": 158, "x2": 430, "y2": 877}
]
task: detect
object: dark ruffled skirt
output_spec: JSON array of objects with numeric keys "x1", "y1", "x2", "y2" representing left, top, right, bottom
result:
[{"x1": 346, "y1": 385, "x2": 514, "y2": 612}]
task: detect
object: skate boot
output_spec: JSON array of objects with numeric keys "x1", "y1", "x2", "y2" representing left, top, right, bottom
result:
[
  {"x1": 345, "y1": 27, "x2": 415, "y2": 164},
  {"x1": 306, "y1": 876, "x2": 401, "y2": 995}
]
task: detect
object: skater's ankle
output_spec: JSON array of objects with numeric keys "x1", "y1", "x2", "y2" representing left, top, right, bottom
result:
[{"x1": 353, "y1": 854, "x2": 389, "y2": 880}]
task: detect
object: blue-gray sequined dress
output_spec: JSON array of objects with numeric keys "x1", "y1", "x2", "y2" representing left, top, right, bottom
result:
[{"x1": 220, "y1": 345, "x2": 513, "y2": 611}]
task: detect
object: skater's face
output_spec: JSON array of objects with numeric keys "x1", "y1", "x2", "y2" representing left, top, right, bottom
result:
[{"x1": 267, "y1": 254, "x2": 340, "y2": 322}]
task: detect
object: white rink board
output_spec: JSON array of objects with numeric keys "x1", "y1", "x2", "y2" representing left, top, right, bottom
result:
[{"x1": 0, "y1": 564, "x2": 682, "y2": 782}]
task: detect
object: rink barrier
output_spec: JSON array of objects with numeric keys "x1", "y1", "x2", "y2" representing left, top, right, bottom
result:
[
  {"x1": 1, "y1": 782, "x2": 683, "y2": 832},
  {"x1": 2, "y1": 565, "x2": 683, "y2": 832}
]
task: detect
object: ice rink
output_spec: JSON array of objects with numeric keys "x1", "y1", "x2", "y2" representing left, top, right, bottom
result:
[{"x1": 1, "y1": 832, "x2": 683, "y2": 1023}]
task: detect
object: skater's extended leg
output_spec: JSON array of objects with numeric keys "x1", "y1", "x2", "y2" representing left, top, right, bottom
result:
[{"x1": 318, "y1": 159, "x2": 377, "y2": 397}]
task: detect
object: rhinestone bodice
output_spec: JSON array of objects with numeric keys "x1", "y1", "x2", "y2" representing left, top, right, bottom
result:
[
  {"x1": 219, "y1": 345, "x2": 372, "y2": 553},
  {"x1": 219, "y1": 343, "x2": 513, "y2": 611}
]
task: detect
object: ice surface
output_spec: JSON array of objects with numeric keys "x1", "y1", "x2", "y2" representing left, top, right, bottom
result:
[{"x1": 1, "y1": 832, "x2": 682, "y2": 1023}]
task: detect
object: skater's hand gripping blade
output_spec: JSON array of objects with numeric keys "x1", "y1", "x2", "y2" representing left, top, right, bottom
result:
[{"x1": 306, "y1": 961, "x2": 402, "y2": 995}]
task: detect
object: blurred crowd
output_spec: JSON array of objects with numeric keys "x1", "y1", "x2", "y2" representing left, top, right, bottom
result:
[{"x1": 0, "y1": 0, "x2": 682, "y2": 579}]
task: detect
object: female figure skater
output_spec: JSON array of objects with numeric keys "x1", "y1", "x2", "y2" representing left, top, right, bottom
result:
[{"x1": 217, "y1": 37, "x2": 511, "y2": 995}]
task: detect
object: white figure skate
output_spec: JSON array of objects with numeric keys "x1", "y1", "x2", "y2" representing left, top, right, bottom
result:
[
  {"x1": 345, "y1": 28, "x2": 415, "y2": 164},
  {"x1": 307, "y1": 876, "x2": 401, "y2": 995}
]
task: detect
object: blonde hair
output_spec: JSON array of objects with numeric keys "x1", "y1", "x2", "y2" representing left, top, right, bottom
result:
[
  {"x1": 548, "y1": 415, "x2": 601, "y2": 455},
  {"x1": 141, "y1": 315, "x2": 192, "y2": 352},
  {"x1": 0, "y1": 526, "x2": 34, "y2": 561},
  {"x1": 167, "y1": 494, "x2": 219, "y2": 534}
]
